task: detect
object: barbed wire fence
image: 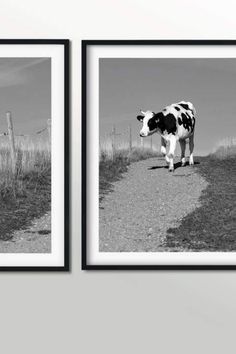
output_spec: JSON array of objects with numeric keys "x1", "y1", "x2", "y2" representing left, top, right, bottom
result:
[{"x1": 0, "y1": 111, "x2": 51, "y2": 173}]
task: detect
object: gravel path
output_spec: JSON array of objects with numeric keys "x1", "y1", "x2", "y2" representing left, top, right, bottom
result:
[
  {"x1": 100, "y1": 157, "x2": 208, "y2": 252},
  {"x1": 0, "y1": 212, "x2": 51, "y2": 253}
]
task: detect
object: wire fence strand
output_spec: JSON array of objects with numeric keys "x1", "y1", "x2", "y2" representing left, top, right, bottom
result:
[{"x1": 0, "y1": 123, "x2": 50, "y2": 138}]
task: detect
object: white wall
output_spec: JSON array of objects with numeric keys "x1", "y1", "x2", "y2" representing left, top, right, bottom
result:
[{"x1": 0, "y1": 1, "x2": 236, "y2": 353}]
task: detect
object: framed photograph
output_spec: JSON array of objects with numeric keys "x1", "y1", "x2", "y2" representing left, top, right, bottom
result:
[
  {"x1": 82, "y1": 40, "x2": 236, "y2": 270},
  {"x1": 0, "y1": 40, "x2": 69, "y2": 271}
]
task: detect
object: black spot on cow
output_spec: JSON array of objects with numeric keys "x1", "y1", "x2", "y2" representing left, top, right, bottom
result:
[
  {"x1": 151, "y1": 112, "x2": 177, "y2": 135},
  {"x1": 192, "y1": 117, "x2": 196, "y2": 132},
  {"x1": 179, "y1": 103, "x2": 189, "y2": 110},
  {"x1": 178, "y1": 117, "x2": 182, "y2": 125},
  {"x1": 147, "y1": 115, "x2": 158, "y2": 131},
  {"x1": 174, "y1": 106, "x2": 180, "y2": 111},
  {"x1": 164, "y1": 114, "x2": 177, "y2": 134},
  {"x1": 157, "y1": 113, "x2": 177, "y2": 134},
  {"x1": 181, "y1": 113, "x2": 193, "y2": 131},
  {"x1": 185, "y1": 111, "x2": 191, "y2": 119}
]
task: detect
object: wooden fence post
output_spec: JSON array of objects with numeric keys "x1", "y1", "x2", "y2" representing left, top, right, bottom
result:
[
  {"x1": 141, "y1": 137, "x2": 144, "y2": 149},
  {"x1": 6, "y1": 111, "x2": 16, "y2": 174},
  {"x1": 128, "y1": 125, "x2": 132, "y2": 153}
]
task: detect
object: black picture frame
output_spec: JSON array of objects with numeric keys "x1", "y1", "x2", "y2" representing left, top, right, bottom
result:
[
  {"x1": 0, "y1": 39, "x2": 69, "y2": 271},
  {"x1": 82, "y1": 40, "x2": 236, "y2": 270}
]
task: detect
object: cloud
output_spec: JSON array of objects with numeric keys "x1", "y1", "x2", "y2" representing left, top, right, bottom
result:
[{"x1": 0, "y1": 58, "x2": 49, "y2": 88}]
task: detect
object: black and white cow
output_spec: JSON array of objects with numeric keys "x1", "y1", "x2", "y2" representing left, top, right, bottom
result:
[{"x1": 137, "y1": 101, "x2": 196, "y2": 171}]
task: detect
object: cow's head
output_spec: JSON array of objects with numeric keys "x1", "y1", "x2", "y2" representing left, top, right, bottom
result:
[{"x1": 137, "y1": 110, "x2": 161, "y2": 137}]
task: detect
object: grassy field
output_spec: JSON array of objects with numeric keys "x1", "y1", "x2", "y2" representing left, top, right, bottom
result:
[
  {"x1": 0, "y1": 137, "x2": 51, "y2": 240},
  {"x1": 166, "y1": 140, "x2": 236, "y2": 251},
  {"x1": 211, "y1": 137, "x2": 236, "y2": 159},
  {"x1": 100, "y1": 147, "x2": 160, "y2": 202}
]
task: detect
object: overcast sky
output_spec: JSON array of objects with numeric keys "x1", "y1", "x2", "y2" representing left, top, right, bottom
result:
[
  {"x1": 100, "y1": 58, "x2": 236, "y2": 155},
  {"x1": 0, "y1": 58, "x2": 50, "y2": 136}
]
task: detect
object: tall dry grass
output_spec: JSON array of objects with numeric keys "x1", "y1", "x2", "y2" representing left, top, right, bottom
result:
[
  {"x1": 99, "y1": 136, "x2": 159, "y2": 159},
  {"x1": 211, "y1": 137, "x2": 236, "y2": 159},
  {"x1": 0, "y1": 136, "x2": 51, "y2": 239},
  {"x1": 0, "y1": 136, "x2": 50, "y2": 196}
]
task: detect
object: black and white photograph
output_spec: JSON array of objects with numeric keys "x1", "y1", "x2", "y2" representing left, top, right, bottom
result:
[
  {"x1": 0, "y1": 40, "x2": 69, "y2": 270},
  {"x1": 83, "y1": 41, "x2": 236, "y2": 269}
]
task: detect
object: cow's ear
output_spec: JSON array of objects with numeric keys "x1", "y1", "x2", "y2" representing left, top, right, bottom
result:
[{"x1": 137, "y1": 115, "x2": 144, "y2": 122}]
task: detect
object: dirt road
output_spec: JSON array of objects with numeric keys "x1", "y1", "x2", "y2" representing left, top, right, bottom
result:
[
  {"x1": 0, "y1": 212, "x2": 51, "y2": 253},
  {"x1": 100, "y1": 157, "x2": 208, "y2": 252}
]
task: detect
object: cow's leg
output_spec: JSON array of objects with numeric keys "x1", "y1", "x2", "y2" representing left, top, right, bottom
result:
[
  {"x1": 189, "y1": 134, "x2": 194, "y2": 166},
  {"x1": 168, "y1": 135, "x2": 177, "y2": 172},
  {"x1": 179, "y1": 139, "x2": 186, "y2": 166},
  {"x1": 161, "y1": 137, "x2": 170, "y2": 165}
]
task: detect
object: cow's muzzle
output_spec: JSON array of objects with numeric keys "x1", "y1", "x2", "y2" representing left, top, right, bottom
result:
[{"x1": 140, "y1": 132, "x2": 147, "y2": 137}]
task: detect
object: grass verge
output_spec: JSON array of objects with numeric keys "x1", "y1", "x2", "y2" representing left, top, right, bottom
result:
[{"x1": 165, "y1": 156, "x2": 236, "y2": 251}]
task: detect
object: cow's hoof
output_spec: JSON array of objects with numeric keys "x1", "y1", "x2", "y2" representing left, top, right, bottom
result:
[
  {"x1": 169, "y1": 168, "x2": 174, "y2": 172},
  {"x1": 189, "y1": 163, "x2": 194, "y2": 167}
]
